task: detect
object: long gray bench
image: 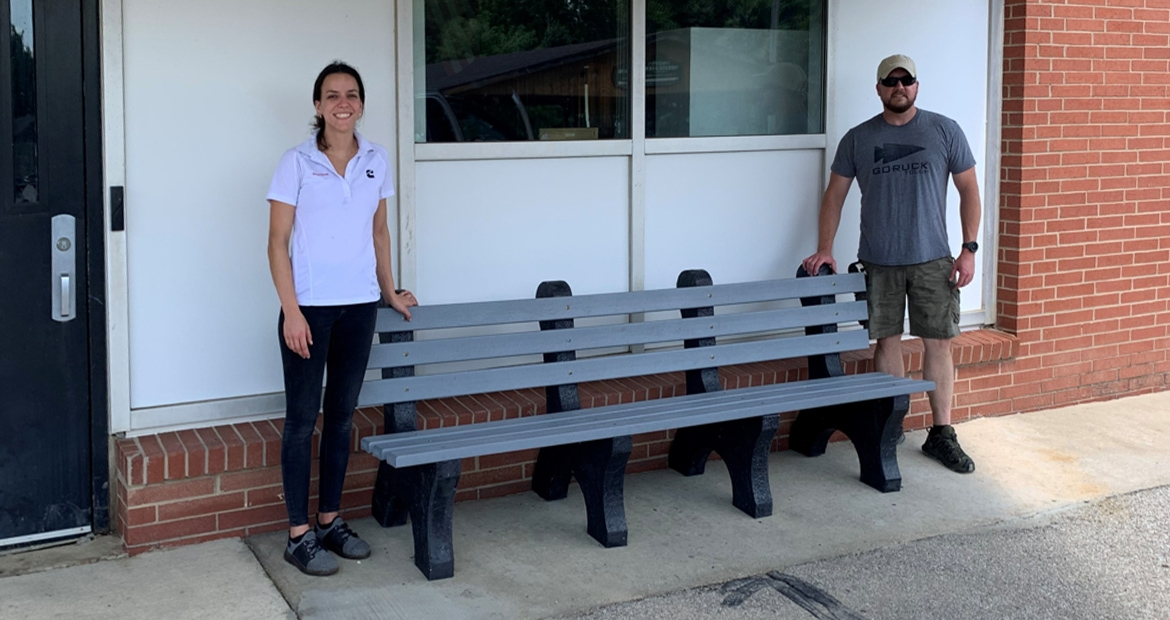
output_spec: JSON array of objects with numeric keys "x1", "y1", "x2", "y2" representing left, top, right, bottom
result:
[{"x1": 359, "y1": 268, "x2": 934, "y2": 580}]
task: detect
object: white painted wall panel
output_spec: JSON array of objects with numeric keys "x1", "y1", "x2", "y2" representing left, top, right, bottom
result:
[
  {"x1": 828, "y1": 0, "x2": 991, "y2": 314},
  {"x1": 415, "y1": 158, "x2": 630, "y2": 303},
  {"x1": 644, "y1": 149, "x2": 823, "y2": 289},
  {"x1": 122, "y1": 0, "x2": 396, "y2": 409}
]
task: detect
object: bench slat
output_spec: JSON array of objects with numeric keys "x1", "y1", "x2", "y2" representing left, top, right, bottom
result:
[
  {"x1": 365, "y1": 375, "x2": 933, "y2": 467},
  {"x1": 367, "y1": 302, "x2": 867, "y2": 368},
  {"x1": 375, "y1": 274, "x2": 865, "y2": 332},
  {"x1": 357, "y1": 330, "x2": 871, "y2": 407},
  {"x1": 362, "y1": 374, "x2": 901, "y2": 456}
]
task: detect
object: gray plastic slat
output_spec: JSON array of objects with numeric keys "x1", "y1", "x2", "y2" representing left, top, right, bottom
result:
[
  {"x1": 357, "y1": 330, "x2": 870, "y2": 407},
  {"x1": 362, "y1": 374, "x2": 913, "y2": 457},
  {"x1": 368, "y1": 378, "x2": 931, "y2": 461},
  {"x1": 368, "y1": 302, "x2": 867, "y2": 368},
  {"x1": 362, "y1": 374, "x2": 887, "y2": 454},
  {"x1": 361, "y1": 374, "x2": 888, "y2": 453},
  {"x1": 384, "y1": 381, "x2": 926, "y2": 466},
  {"x1": 372, "y1": 377, "x2": 934, "y2": 467},
  {"x1": 375, "y1": 274, "x2": 865, "y2": 332}
]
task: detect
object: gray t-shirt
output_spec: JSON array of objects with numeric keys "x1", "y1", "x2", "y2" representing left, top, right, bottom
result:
[{"x1": 830, "y1": 109, "x2": 976, "y2": 266}]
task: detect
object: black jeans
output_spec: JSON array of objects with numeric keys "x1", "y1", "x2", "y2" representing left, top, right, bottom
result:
[{"x1": 278, "y1": 302, "x2": 377, "y2": 527}]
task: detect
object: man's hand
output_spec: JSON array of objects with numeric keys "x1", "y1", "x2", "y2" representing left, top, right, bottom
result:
[
  {"x1": 802, "y1": 251, "x2": 837, "y2": 276},
  {"x1": 803, "y1": 173, "x2": 852, "y2": 277},
  {"x1": 283, "y1": 310, "x2": 313, "y2": 359},
  {"x1": 951, "y1": 250, "x2": 976, "y2": 288},
  {"x1": 386, "y1": 289, "x2": 418, "y2": 320}
]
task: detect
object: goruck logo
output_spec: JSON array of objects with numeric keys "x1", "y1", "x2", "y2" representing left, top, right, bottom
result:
[{"x1": 873, "y1": 144, "x2": 929, "y2": 176}]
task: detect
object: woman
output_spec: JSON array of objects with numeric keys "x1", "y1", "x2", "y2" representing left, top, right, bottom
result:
[{"x1": 267, "y1": 61, "x2": 417, "y2": 576}]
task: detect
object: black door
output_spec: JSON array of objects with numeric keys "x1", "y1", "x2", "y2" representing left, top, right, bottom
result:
[{"x1": 0, "y1": 0, "x2": 93, "y2": 545}]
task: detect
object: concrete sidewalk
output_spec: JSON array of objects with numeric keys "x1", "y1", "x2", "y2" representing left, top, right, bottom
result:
[{"x1": 2, "y1": 392, "x2": 1168, "y2": 620}]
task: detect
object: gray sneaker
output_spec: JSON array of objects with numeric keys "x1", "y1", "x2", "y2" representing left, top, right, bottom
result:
[
  {"x1": 315, "y1": 516, "x2": 371, "y2": 560},
  {"x1": 284, "y1": 530, "x2": 339, "y2": 576},
  {"x1": 921, "y1": 425, "x2": 975, "y2": 473}
]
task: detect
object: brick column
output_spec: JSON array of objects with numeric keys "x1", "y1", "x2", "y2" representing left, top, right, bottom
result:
[{"x1": 999, "y1": 0, "x2": 1170, "y2": 409}]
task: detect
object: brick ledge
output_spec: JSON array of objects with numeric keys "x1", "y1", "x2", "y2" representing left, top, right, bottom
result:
[{"x1": 113, "y1": 328, "x2": 1016, "y2": 552}]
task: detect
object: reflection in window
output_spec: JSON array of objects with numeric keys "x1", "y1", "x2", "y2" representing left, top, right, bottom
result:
[
  {"x1": 647, "y1": 0, "x2": 824, "y2": 138},
  {"x1": 415, "y1": 0, "x2": 631, "y2": 142},
  {"x1": 11, "y1": 0, "x2": 37, "y2": 203}
]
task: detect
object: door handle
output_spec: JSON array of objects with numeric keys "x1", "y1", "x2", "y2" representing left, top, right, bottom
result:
[
  {"x1": 51, "y1": 215, "x2": 76, "y2": 322},
  {"x1": 60, "y1": 274, "x2": 71, "y2": 318}
]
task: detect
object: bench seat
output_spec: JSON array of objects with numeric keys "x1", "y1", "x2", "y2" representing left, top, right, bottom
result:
[{"x1": 363, "y1": 373, "x2": 928, "y2": 467}]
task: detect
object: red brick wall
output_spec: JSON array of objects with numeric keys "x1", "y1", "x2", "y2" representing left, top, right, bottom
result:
[{"x1": 999, "y1": 0, "x2": 1170, "y2": 408}]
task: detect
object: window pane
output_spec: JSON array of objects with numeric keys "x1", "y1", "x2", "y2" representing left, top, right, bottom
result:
[
  {"x1": 11, "y1": 0, "x2": 37, "y2": 203},
  {"x1": 416, "y1": 0, "x2": 631, "y2": 143},
  {"x1": 646, "y1": 0, "x2": 824, "y2": 138}
]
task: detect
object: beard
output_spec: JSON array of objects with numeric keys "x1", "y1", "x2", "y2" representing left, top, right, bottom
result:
[{"x1": 883, "y1": 92, "x2": 916, "y2": 114}]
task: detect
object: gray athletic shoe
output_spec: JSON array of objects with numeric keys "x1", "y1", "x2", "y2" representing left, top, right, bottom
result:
[
  {"x1": 284, "y1": 530, "x2": 339, "y2": 576},
  {"x1": 921, "y1": 425, "x2": 975, "y2": 473},
  {"x1": 315, "y1": 516, "x2": 371, "y2": 560}
]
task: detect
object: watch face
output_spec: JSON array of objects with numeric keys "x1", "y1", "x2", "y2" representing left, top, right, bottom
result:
[{"x1": 963, "y1": 242, "x2": 978, "y2": 253}]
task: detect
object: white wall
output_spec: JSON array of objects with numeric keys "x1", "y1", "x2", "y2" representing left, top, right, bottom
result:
[
  {"x1": 645, "y1": 149, "x2": 823, "y2": 288},
  {"x1": 122, "y1": 0, "x2": 397, "y2": 412},
  {"x1": 414, "y1": 158, "x2": 630, "y2": 303},
  {"x1": 828, "y1": 0, "x2": 991, "y2": 314}
]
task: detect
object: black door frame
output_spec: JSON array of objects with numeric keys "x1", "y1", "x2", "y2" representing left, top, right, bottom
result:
[{"x1": 82, "y1": 0, "x2": 109, "y2": 535}]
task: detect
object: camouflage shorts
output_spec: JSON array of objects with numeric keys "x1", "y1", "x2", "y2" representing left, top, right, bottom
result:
[{"x1": 860, "y1": 257, "x2": 960, "y2": 340}]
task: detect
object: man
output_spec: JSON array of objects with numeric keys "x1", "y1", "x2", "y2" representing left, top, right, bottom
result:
[{"x1": 801, "y1": 54, "x2": 982, "y2": 473}]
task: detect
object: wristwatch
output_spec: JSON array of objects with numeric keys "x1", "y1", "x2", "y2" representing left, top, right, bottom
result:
[{"x1": 961, "y1": 241, "x2": 979, "y2": 254}]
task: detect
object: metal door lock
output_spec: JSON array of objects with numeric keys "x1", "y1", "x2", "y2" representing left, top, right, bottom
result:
[{"x1": 51, "y1": 215, "x2": 76, "y2": 322}]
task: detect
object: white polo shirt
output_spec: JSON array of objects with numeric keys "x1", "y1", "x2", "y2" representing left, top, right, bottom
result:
[{"x1": 267, "y1": 133, "x2": 395, "y2": 306}]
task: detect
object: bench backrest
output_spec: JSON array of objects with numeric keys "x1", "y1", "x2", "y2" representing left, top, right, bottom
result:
[{"x1": 358, "y1": 272, "x2": 867, "y2": 408}]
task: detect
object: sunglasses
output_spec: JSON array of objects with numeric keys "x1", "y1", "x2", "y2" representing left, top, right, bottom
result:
[{"x1": 879, "y1": 75, "x2": 917, "y2": 87}]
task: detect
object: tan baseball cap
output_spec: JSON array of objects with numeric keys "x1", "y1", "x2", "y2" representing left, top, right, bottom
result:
[{"x1": 877, "y1": 54, "x2": 917, "y2": 81}]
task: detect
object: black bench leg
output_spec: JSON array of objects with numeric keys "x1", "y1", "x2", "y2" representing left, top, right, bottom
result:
[
  {"x1": 531, "y1": 445, "x2": 576, "y2": 501},
  {"x1": 718, "y1": 415, "x2": 779, "y2": 518},
  {"x1": 789, "y1": 407, "x2": 837, "y2": 457},
  {"x1": 851, "y1": 396, "x2": 907, "y2": 493},
  {"x1": 371, "y1": 462, "x2": 410, "y2": 527},
  {"x1": 573, "y1": 436, "x2": 631, "y2": 548},
  {"x1": 668, "y1": 425, "x2": 715, "y2": 476},
  {"x1": 790, "y1": 395, "x2": 908, "y2": 493},
  {"x1": 407, "y1": 459, "x2": 462, "y2": 580},
  {"x1": 669, "y1": 417, "x2": 778, "y2": 518}
]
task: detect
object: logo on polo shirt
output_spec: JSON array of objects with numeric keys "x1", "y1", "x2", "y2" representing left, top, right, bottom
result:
[{"x1": 366, "y1": 170, "x2": 375, "y2": 178}]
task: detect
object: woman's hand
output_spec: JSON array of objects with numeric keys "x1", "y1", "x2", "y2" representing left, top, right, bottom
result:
[
  {"x1": 386, "y1": 289, "x2": 418, "y2": 320},
  {"x1": 283, "y1": 309, "x2": 313, "y2": 359}
]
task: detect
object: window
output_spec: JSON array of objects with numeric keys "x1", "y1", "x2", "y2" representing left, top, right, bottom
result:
[
  {"x1": 414, "y1": 0, "x2": 826, "y2": 143},
  {"x1": 646, "y1": 0, "x2": 825, "y2": 138},
  {"x1": 415, "y1": 0, "x2": 631, "y2": 142},
  {"x1": 11, "y1": 0, "x2": 37, "y2": 203}
]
